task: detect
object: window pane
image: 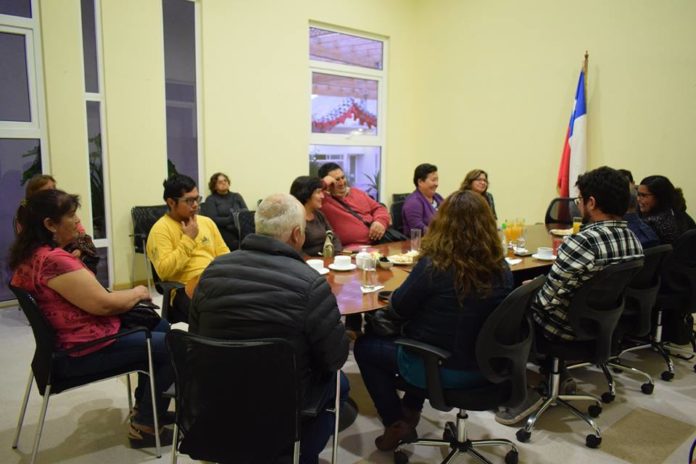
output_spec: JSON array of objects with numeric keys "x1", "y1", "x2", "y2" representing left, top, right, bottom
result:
[
  {"x1": 86, "y1": 101, "x2": 106, "y2": 239},
  {"x1": 0, "y1": 0, "x2": 32, "y2": 18},
  {"x1": 80, "y1": 0, "x2": 99, "y2": 93},
  {"x1": 163, "y1": 0, "x2": 198, "y2": 181},
  {"x1": 0, "y1": 138, "x2": 41, "y2": 302},
  {"x1": 309, "y1": 27, "x2": 382, "y2": 70},
  {"x1": 0, "y1": 31, "x2": 31, "y2": 122},
  {"x1": 309, "y1": 145, "x2": 381, "y2": 200},
  {"x1": 311, "y1": 73, "x2": 378, "y2": 135},
  {"x1": 95, "y1": 246, "x2": 109, "y2": 288}
]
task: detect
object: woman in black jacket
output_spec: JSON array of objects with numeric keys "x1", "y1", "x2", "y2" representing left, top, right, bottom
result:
[
  {"x1": 201, "y1": 172, "x2": 247, "y2": 249},
  {"x1": 354, "y1": 190, "x2": 513, "y2": 451}
]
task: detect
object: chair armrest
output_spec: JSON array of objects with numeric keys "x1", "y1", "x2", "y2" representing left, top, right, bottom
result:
[
  {"x1": 301, "y1": 373, "x2": 336, "y2": 418},
  {"x1": 56, "y1": 326, "x2": 152, "y2": 357},
  {"x1": 394, "y1": 338, "x2": 452, "y2": 412},
  {"x1": 394, "y1": 338, "x2": 452, "y2": 360},
  {"x1": 156, "y1": 281, "x2": 185, "y2": 321}
]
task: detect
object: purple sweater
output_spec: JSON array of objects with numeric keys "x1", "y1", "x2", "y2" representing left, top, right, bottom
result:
[{"x1": 401, "y1": 190, "x2": 444, "y2": 235}]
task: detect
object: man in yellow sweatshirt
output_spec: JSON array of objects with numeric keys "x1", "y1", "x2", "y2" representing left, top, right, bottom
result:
[{"x1": 147, "y1": 174, "x2": 229, "y2": 322}]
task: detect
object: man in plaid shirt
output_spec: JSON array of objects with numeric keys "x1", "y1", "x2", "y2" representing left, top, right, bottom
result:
[{"x1": 532, "y1": 166, "x2": 644, "y2": 341}]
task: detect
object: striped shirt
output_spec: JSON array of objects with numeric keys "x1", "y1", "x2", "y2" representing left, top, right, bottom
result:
[{"x1": 532, "y1": 220, "x2": 644, "y2": 341}]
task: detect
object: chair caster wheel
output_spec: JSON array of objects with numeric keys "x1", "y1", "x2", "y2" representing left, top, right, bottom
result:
[
  {"x1": 586, "y1": 434, "x2": 602, "y2": 448},
  {"x1": 661, "y1": 371, "x2": 674, "y2": 381},
  {"x1": 394, "y1": 450, "x2": 409, "y2": 464},
  {"x1": 588, "y1": 404, "x2": 602, "y2": 417},
  {"x1": 600, "y1": 392, "x2": 615, "y2": 403},
  {"x1": 612, "y1": 367, "x2": 623, "y2": 374},
  {"x1": 516, "y1": 429, "x2": 531, "y2": 443},
  {"x1": 641, "y1": 383, "x2": 654, "y2": 394},
  {"x1": 505, "y1": 450, "x2": 519, "y2": 464}
]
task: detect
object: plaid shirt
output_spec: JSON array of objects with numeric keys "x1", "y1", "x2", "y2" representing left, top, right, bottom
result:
[{"x1": 532, "y1": 220, "x2": 644, "y2": 341}]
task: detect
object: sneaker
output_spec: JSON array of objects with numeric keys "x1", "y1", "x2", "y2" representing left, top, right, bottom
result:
[
  {"x1": 495, "y1": 390, "x2": 544, "y2": 426},
  {"x1": 128, "y1": 422, "x2": 174, "y2": 448},
  {"x1": 375, "y1": 420, "x2": 417, "y2": 451}
]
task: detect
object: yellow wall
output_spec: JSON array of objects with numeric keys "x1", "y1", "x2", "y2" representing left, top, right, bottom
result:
[{"x1": 37, "y1": 0, "x2": 696, "y2": 289}]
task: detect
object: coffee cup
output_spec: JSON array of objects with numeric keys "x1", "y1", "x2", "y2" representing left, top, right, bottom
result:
[
  {"x1": 306, "y1": 259, "x2": 324, "y2": 272},
  {"x1": 537, "y1": 247, "x2": 554, "y2": 259},
  {"x1": 333, "y1": 255, "x2": 351, "y2": 268}
]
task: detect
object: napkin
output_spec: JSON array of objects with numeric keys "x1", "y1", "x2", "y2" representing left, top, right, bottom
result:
[
  {"x1": 361, "y1": 285, "x2": 385, "y2": 294},
  {"x1": 505, "y1": 257, "x2": 522, "y2": 266}
]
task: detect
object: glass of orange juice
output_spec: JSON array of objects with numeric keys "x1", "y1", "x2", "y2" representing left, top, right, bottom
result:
[{"x1": 572, "y1": 216, "x2": 582, "y2": 234}]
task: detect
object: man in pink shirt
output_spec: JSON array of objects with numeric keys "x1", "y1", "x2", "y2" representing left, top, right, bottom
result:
[{"x1": 318, "y1": 163, "x2": 390, "y2": 247}]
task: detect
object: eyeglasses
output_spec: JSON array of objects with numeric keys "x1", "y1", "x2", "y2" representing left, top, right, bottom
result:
[
  {"x1": 573, "y1": 196, "x2": 582, "y2": 205},
  {"x1": 178, "y1": 195, "x2": 203, "y2": 206},
  {"x1": 474, "y1": 177, "x2": 488, "y2": 183}
]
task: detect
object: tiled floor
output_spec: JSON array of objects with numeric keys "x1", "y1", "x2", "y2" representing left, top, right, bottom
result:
[{"x1": 1, "y1": 298, "x2": 695, "y2": 464}]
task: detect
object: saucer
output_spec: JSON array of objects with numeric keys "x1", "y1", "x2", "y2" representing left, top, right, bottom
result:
[
  {"x1": 328, "y1": 263, "x2": 357, "y2": 271},
  {"x1": 532, "y1": 253, "x2": 557, "y2": 261},
  {"x1": 313, "y1": 268, "x2": 329, "y2": 275}
]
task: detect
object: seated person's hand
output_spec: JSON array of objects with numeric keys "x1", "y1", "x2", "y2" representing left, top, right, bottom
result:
[
  {"x1": 369, "y1": 222, "x2": 386, "y2": 241},
  {"x1": 322, "y1": 175, "x2": 336, "y2": 192}
]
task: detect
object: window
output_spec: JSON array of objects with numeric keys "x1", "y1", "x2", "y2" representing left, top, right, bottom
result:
[
  {"x1": 309, "y1": 26, "x2": 386, "y2": 200},
  {"x1": 0, "y1": 1, "x2": 47, "y2": 303},
  {"x1": 163, "y1": 0, "x2": 201, "y2": 182}
]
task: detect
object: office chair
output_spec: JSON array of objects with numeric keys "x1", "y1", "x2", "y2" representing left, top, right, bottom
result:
[
  {"x1": 392, "y1": 275, "x2": 545, "y2": 464},
  {"x1": 390, "y1": 200, "x2": 405, "y2": 235},
  {"x1": 166, "y1": 330, "x2": 341, "y2": 464},
  {"x1": 233, "y1": 210, "x2": 256, "y2": 244},
  {"x1": 518, "y1": 259, "x2": 644, "y2": 448},
  {"x1": 9, "y1": 285, "x2": 162, "y2": 463},
  {"x1": 392, "y1": 193, "x2": 410, "y2": 203},
  {"x1": 544, "y1": 197, "x2": 580, "y2": 227},
  {"x1": 130, "y1": 204, "x2": 168, "y2": 291}
]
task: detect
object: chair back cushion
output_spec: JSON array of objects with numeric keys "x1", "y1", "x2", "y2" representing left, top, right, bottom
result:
[
  {"x1": 544, "y1": 197, "x2": 580, "y2": 226},
  {"x1": 660, "y1": 229, "x2": 696, "y2": 310},
  {"x1": 234, "y1": 210, "x2": 256, "y2": 243},
  {"x1": 390, "y1": 201, "x2": 404, "y2": 234},
  {"x1": 131, "y1": 205, "x2": 168, "y2": 253},
  {"x1": 167, "y1": 330, "x2": 300, "y2": 463}
]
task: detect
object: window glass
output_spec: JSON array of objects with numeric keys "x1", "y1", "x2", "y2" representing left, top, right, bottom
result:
[
  {"x1": 95, "y1": 247, "x2": 109, "y2": 288},
  {"x1": 0, "y1": 31, "x2": 31, "y2": 122},
  {"x1": 309, "y1": 145, "x2": 381, "y2": 200},
  {"x1": 311, "y1": 73, "x2": 378, "y2": 135},
  {"x1": 163, "y1": 0, "x2": 198, "y2": 180},
  {"x1": 86, "y1": 101, "x2": 105, "y2": 239},
  {"x1": 0, "y1": 0, "x2": 32, "y2": 18},
  {"x1": 0, "y1": 138, "x2": 41, "y2": 302},
  {"x1": 309, "y1": 27, "x2": 383, "y2": 70},
  {"x1": 80, "y1": 0, "x2": 99, "y2": 93}
]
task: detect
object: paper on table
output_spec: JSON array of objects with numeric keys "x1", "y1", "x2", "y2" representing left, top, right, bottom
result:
[
  {"x1": 361, "y1": 285, "x2": 385, "y2": 294},
  {"x1": 505, "y1": 257, "x2": 522, "y2": 266}
]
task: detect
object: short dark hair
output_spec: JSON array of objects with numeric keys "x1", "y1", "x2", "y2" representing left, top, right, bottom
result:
[
  {"x1": 639, "y1": 175, "x2": 677, "y2": 213},
  {"x1": 575, "y1": 166, "x2": 630, "y2": 216},
  {"x1": 163, "y1": 174, "x2": 197, "y2": 203},
  {"x1": 618, "y1": 169, "x2": 634, "y2": 184},
  {"x1": 318, "y1": 162, "x2": 342, "y2": 179},
  {"x1": 413, "y1": 163, "x2": 437, "y2": 187},
  {"x1": 25, "y1": 174, "x2": 56, "y2": 197},
  {"x1": 290, "y1": 176, "x2": 323, "y2": 205},
  {"x1": 207, "y1": 172, "x2": 230, "y2": 193}
]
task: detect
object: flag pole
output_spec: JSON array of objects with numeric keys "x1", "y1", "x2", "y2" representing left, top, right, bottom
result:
[{"x1": 583, "y1": 51, "x2": 589, "y2": 93}]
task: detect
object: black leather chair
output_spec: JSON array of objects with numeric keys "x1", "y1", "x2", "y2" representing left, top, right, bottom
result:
[
  {"x1": 130, "y1": 204, "x2": 168, "y2": 291},
  {"x1": 9, "y1": 285, "x2": 162, "y2": 463},
  {"x1": 518, "y1": 259, "x2": 644, "y2": 448},
  {"x1": 392, "y1": 275, "x2": 545, "y2": 464},
  {"x1": 233, "y1": 209, "x2": 256, "y2": 244},
  {"x1": 166, "y1": 330, "x2": 341, "y2": 464},
  {"x1": 392, "y1": 193, "x2": 410, "y2": 203},
  {"x1": 544, "y1": 197, "x2": 580, "y2": 227},
  {"x1": 390, "y1": 200, "x2": 405, "y2": 235},
  {"x1": 603, "y1": 244, "x2": 673, "y2": 398}
]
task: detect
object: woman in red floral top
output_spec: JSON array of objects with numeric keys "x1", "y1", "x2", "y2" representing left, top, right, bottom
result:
[{"x1": 10, "y1": 189, "x2": 173, "y2": 448}]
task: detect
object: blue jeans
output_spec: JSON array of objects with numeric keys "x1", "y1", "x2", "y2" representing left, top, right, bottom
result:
[
  {"x1": 354, "y1": 335, "x2": 425, "y2": 427},
  {"x1": 55, "y1": 319, "x2": 173, "y2": 426},
  {"x1": 299, "y1": 371, "x2": 350, "y2": 464}
]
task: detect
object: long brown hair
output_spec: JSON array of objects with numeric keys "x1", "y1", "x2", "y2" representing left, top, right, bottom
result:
[
  {"x1": 460, "y1": 169, "x2": 489, "y2": 192},
  {"x1": 421, "y1": 190, "x2": 504, "y2": 300}
]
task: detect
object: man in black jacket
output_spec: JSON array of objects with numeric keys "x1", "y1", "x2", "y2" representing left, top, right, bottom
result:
[{"x1": 189, "y1": 193, "x2": 350, "y2": 464}]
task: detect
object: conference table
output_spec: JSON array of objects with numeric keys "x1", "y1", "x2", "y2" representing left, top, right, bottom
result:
[{"x1": 320, "y1": 223, "x2": 559, "y2": 315}]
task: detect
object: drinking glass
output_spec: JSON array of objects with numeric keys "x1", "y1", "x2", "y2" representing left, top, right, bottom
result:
[
  {"x1": 572, "y1": 216, "x2": 582, "y2": 234},
  {"x1": 410, "y1": 229, "x2": 422, "y2": 252},
  {"x1": 360, "y1": 256, "x2": 378, "y2": 291}
]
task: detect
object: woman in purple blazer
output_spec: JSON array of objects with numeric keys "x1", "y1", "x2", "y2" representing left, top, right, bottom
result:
[{"x1": 402, "y1": 163, "x2": 444, "y2": 235}]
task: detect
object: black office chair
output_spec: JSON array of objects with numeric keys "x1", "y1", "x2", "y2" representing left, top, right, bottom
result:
[
  {"x1": 9, "y1": 285, "x2": 162, "y2": 463},
  {"x1": 390, "y1": 200, "x2": 405, "y2": 235},
  {"x1": 392, "y1": 275, "x2": 545, "y2": 464},
  {"x1": 518, "y1": 259, "x2": 644, "y2": 448},
  {"x1": 130, "y1": 204, "x2": 168, "y2": 291},
  {"x1": 149, "y1": 264, "x2": 184, "y2": 323},
  {"x1": 392, "y1": 193, "x2": 410, "y2": 203},
  {"x1": 234, "y1": 210, "x2": 256, "y2": 244},
  {"x1": 603, "y1": 244, "x2": 673, "y2": 398},
  {"x1": 165, "y1": 330, "x2": 340, "y2": 464},
  {"x1": 544, "y1": 197, "x2": 580, "y2": 227}
]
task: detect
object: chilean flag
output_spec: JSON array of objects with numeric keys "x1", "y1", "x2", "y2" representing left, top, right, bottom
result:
[{"x1": 557, "y1": 69, "x2": 587, "y2": 197}]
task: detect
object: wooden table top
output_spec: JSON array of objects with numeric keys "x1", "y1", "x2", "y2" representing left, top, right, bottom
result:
[{"x1": 317, "y1": 223, "x2": 559, "y2": 315}]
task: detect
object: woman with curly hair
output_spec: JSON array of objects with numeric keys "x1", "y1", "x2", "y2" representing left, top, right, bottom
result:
[
  {"x1": 354, "y1": 190, "x2": 513, "y2": 451},
  {"x1": 460, "y1": 168, "x2": 497, "y2": 219},
  {"x1": 638, "y1": 175, "x2": 695, "y2": 244},
  {"x1": 200, "y1": 172, "x2": 248, "y2": 250}
]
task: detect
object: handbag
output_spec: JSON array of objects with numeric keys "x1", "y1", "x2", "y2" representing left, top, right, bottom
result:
[
  {"x1": 364, "y1": 307, "x2": 406, "y2": 337},
  {"x1": 119, "y1": 301, "x2": 162, "y2": 330},
  {"x1": 332, "y1": 196, "x2": 407, "y2": 244}
]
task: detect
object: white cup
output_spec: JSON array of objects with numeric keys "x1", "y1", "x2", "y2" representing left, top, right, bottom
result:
[
  {"x1": 306, "y1": 259, "x2": 324, "y2": 271},
  {"x1": 537, "y1": 247, "x2": 554, "y2": 259},
  {"x1": 333, "y1": 255, "x2": 351, "y2": 268}
]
